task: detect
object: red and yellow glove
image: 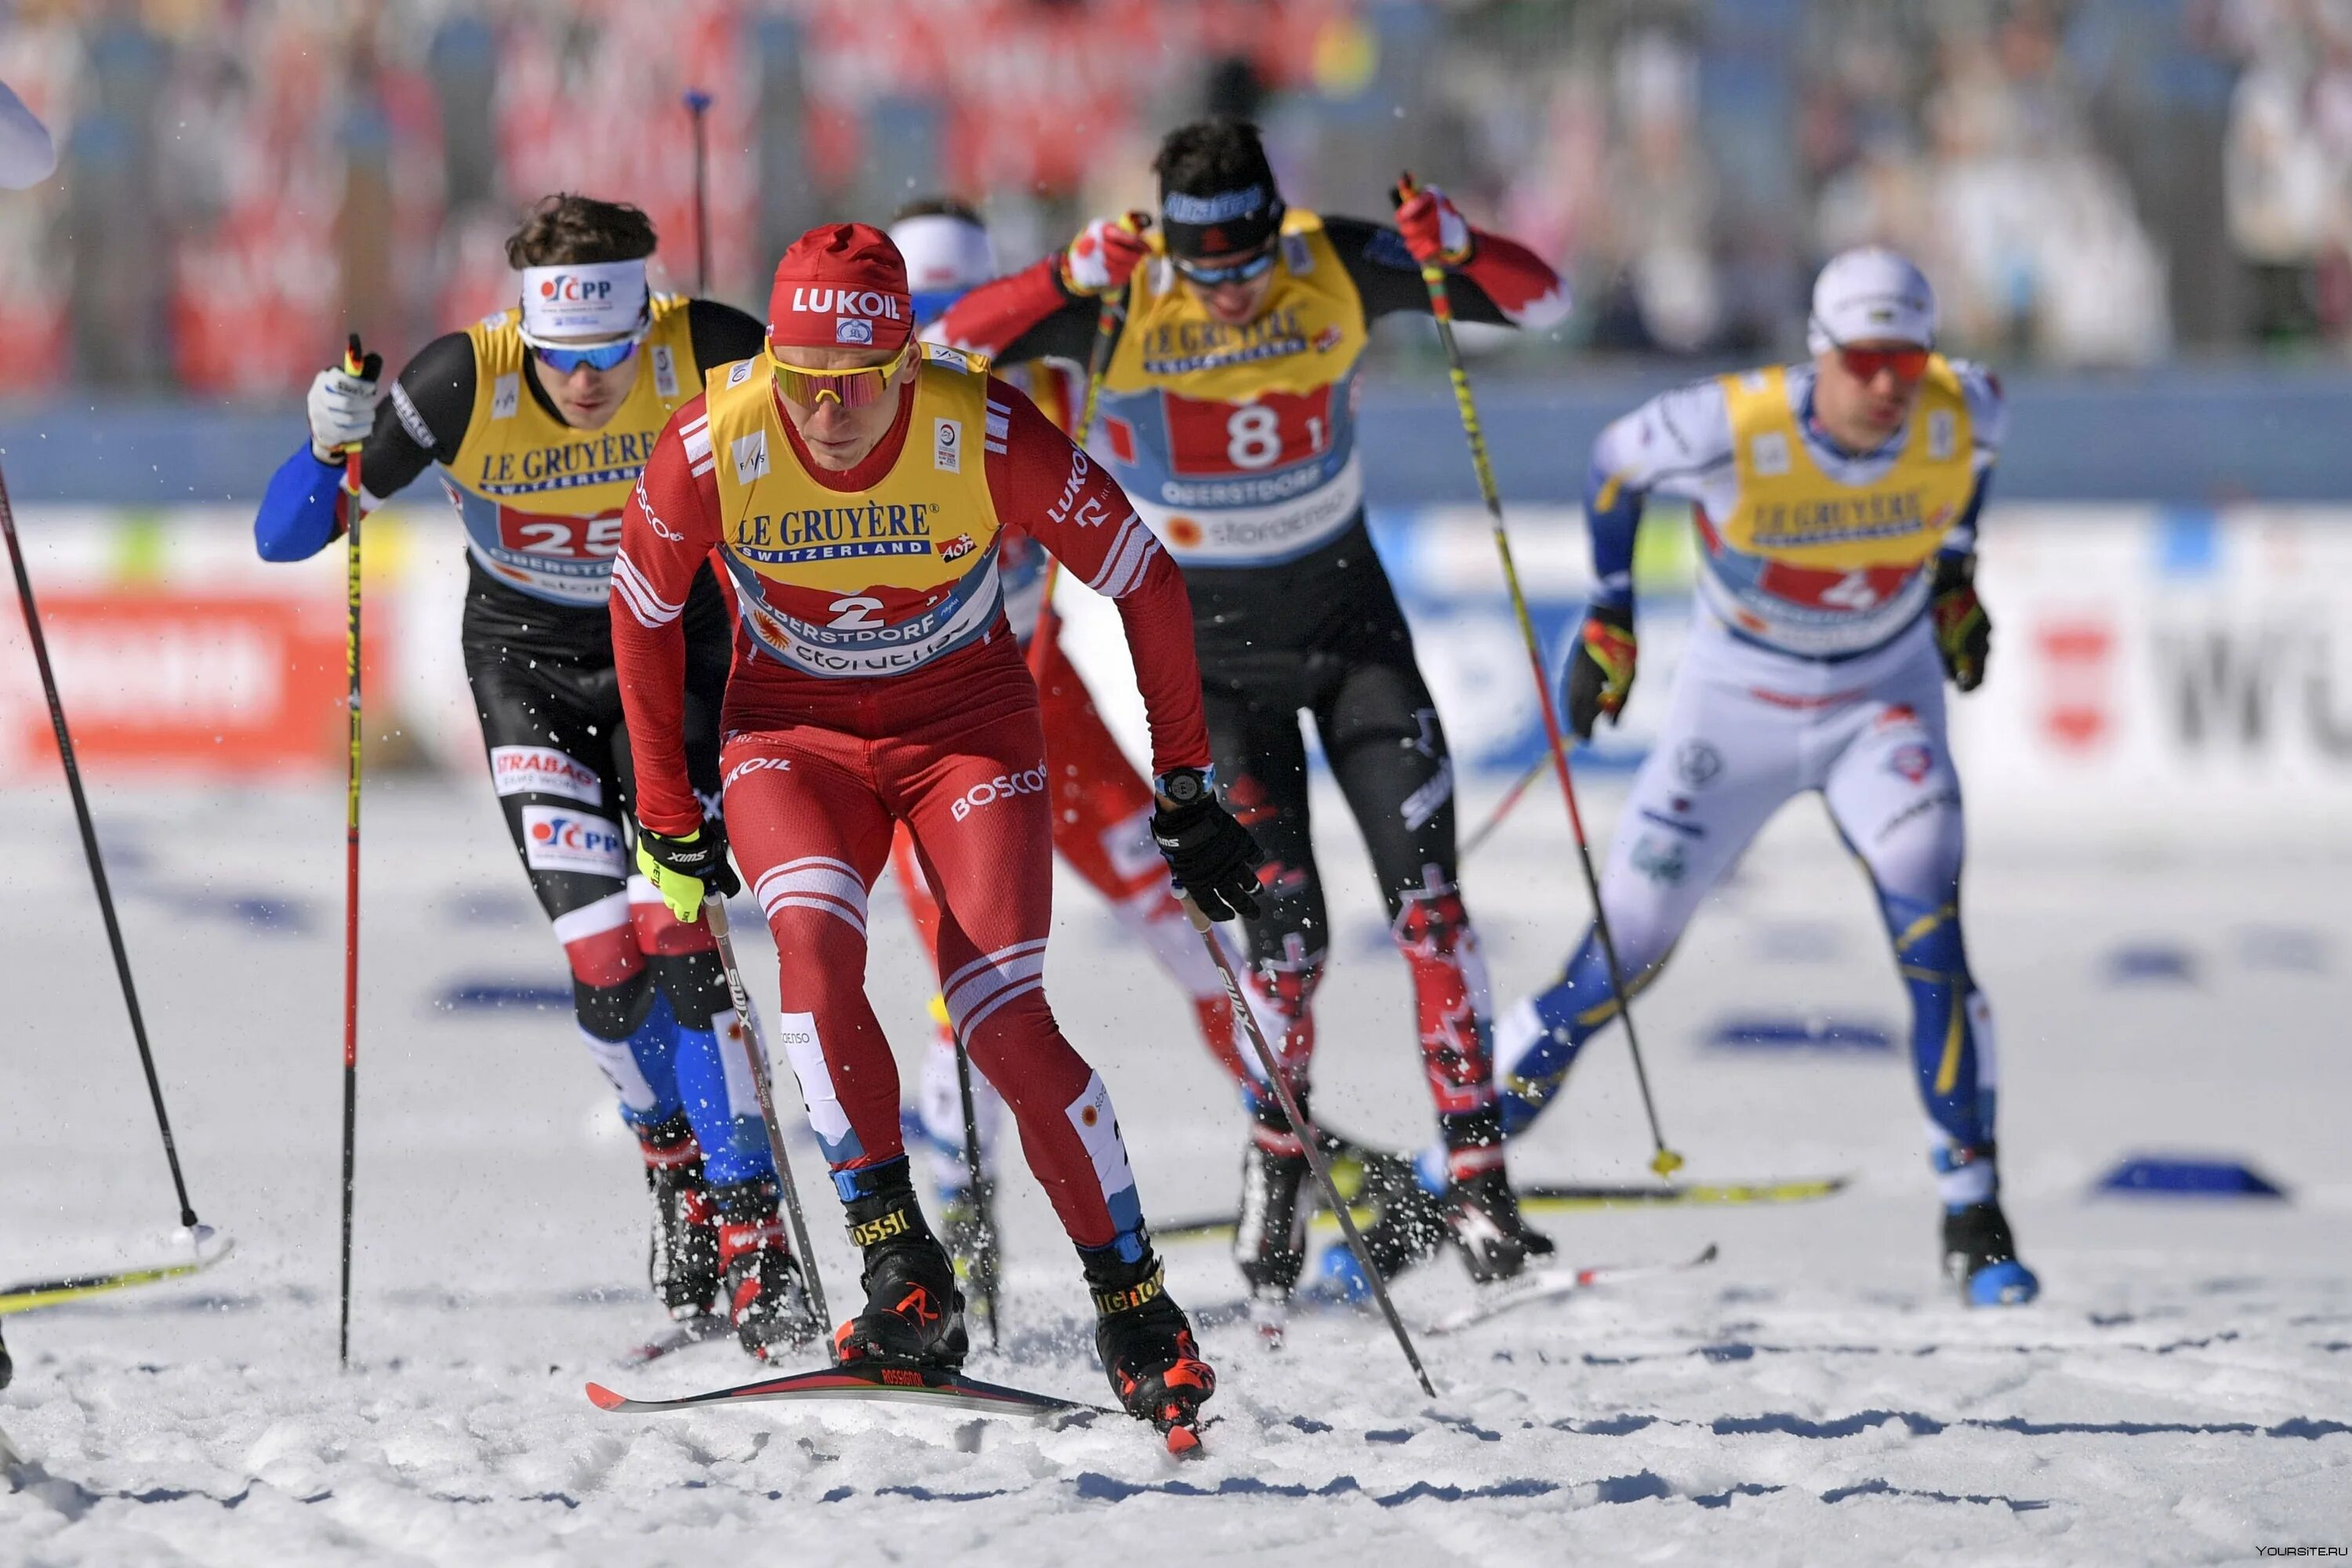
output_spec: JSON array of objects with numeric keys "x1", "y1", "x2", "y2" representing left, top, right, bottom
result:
[
  {"x1": 1393, "y1": 180, "x2": 1473, "y2": 267},
  {"x1": 1563, "y1": 604, "x2": 1636, "y2": 739},
  {"x1": 1060, "y1": 212, "x2": 1152, "y2": 296}
]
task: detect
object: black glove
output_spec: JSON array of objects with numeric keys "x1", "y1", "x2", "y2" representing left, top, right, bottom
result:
[
  {"x1": 1150, "y1": 768, "x2": 1265, "y2": 922},
  {"x1": 633, "y1": 818, "x2": 742, "y2": 923},
  {"x1": 1563, "y1": 602, "x2": 1637, "y2": 740},
  {"x1": 1929, "y1": 553, "x2": 1991, "y2": 692}
]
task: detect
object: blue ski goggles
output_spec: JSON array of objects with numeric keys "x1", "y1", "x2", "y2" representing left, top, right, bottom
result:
[
  {"x1": 1170, "y1": 246, "x2": 1277, "y2": 288},
  {"x1": 533, "y1": 338, "x2": 641, "y2": 374}
]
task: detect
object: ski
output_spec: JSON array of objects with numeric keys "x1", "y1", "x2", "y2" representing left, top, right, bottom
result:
[
  {"x1": 622, "y1": 1311, "x2": 732, "y2": 1367},
  {"x1": 1425, "y1": 1242, "x2": 1720, "y2": 1334},
  {"x1": 586, "y1": 1362, "x2": 1116, "y2": 1426},
  {"x1": 1156, "y1": 1176, "x2": 1846, "y2": 1247},
  {"x1": 0, "y1": 1232, "x2": 236, "y2": 1316}
]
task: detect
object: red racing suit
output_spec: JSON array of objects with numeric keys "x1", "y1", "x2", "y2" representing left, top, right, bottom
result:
[
  {"x1": 612, "y1": 347, "x2": 1209, "y2": 1250},
  {"x1": 887, "y1": 357, "x2": 1244, "y2": 1093}
]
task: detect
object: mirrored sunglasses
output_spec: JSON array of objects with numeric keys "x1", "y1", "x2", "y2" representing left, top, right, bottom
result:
[
  {"x1": 767, "y1": 340, "x2": 914, "y2": 408},
  {"x1": 1837, "y1": 343, "x2": 1930, "y2": 382},
  {"x1": 1171, "y1": 248, "x2": 1277, "y2": 287},
  {"x1": 534, "y1": 339, "x2": 640, "y2": 374}
]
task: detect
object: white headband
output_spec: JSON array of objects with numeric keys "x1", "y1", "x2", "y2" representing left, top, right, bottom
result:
[{"x1": 518, "y1": 260, "x2": 651, "y2": 347}]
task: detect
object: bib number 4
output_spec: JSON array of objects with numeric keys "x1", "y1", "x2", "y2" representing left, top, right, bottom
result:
[{"x1": 1818, "y1": 570, "x2": 1881, "y2": 611}]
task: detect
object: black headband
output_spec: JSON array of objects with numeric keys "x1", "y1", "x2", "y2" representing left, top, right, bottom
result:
[{"x1": 1160, "y1": 183, "x2": 1283, "y2": 260}]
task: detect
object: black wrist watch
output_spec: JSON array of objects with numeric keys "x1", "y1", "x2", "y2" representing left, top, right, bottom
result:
[{"x1": 1153, "y1": 766, "x2": 1213, "y2": 810}]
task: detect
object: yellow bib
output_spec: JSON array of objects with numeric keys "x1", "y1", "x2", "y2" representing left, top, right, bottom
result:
[
  {"x1": 1094, "y1": 211, "x2": 1372, "y2": 564},
  {"x1": 702, "y1": 345, "x2": 1009, "y2": 677},
  {"x1": 1104, "y1": 210, "x2": 1369, "y2": 401},
  {"x1": 1717, "y1": 359, "x2": 1974, "y2": 572},
  {"x1": 444, "y1": 294, "x2": 701, "y2": 607}
]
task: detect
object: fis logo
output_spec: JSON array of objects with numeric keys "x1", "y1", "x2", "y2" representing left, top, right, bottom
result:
[
  {"x1": 940, "y1": 532, "x2": 976, "y2": 563},
  {"x1": 835, "y1": 316, "x2": 874, "y2": 346},
  {"x1": 538, "y1": 274, "x2": 614, "y2": 303},
  {"x1": 521, "y1": 805, "x2": 626, "y2": 875},
  {"x1": 950, "y1": 764, "x2": 1047, "y2": 821}
]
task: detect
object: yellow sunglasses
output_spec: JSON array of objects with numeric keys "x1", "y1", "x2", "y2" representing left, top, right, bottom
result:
[{"x1": 765, "y1": 339, "x2": 915, "y2": 408}]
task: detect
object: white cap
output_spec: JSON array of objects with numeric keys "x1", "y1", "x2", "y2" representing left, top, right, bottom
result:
[
  {"x1": 1806, "y1": 246, "x2": 1936, "y2": 354},
  {"x1": 890, "y1": 210, "x2": 997, "y2": 298}
]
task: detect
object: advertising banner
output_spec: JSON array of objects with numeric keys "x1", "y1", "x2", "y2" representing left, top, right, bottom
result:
[{"x1": 2, "y1": 503, "x2": 2345, "y2": 840}]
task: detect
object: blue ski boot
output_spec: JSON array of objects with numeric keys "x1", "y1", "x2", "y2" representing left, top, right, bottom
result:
[{"x1": 1943, "y1": 1198, "x2": 2039, "y2": 1306}]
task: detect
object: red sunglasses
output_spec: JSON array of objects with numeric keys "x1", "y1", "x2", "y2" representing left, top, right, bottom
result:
[{"x1": 1837, "y1": 343, "x2": 1931, "y2": 382}]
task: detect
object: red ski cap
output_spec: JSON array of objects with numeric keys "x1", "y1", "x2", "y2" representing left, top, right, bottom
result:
[{"x1": 767, "y1": 223, "x2": 913, "y2": 353}]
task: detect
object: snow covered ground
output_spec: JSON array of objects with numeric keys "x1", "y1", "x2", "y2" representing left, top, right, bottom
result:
[{"x1": 2, "y1": 771, "x2": 2347, "y2": 1566}]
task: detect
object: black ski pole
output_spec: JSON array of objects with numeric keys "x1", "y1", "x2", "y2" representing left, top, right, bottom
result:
[
  {"x1": 0, "y1": 451, "x2": 204, "y2": 1236},
  {"x1": 704, "y1": 897, "x2": 833, "y2": 1340},
  {"x1": 684, "y1": 89, "x2": 713, "y2": 295},
  {"x1": 335, "y1": 335, "x2": 367, "y2": 1367},
  {"x1": 1179, "y1": 895, "x2": 1438, "y2": 1398},
  {"x1": 948, "y1": 1040, "x2": 1000, "y2": 1348},
  {"x1": 1395, "y1": 172, "x2": 1682, "y2": 1178}
]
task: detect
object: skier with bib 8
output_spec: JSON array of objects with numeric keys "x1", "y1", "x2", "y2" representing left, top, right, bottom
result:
[
  {"x1": 1494, "y1": 248, "x2": 2037, "y2": 1307},
  {"x1": 612, "y1": 224, "x2": 1261, "y2": 1439},
  {"x1": 939, "y1": 120, "x2": 1573, "y2": 1305}
]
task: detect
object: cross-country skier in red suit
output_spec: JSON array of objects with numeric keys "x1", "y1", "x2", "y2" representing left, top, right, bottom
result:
[
  {"x1": 612, "y1": 223, "x2": 1262, "y2": 1439},
  {"x1": 941, "y1": 120, "x2": 1572, "y2": 1305}
]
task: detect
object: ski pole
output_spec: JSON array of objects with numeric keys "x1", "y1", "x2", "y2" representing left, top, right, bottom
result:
[
  {"x1": 1460, "y1": 749, "x2": 1549, "y2": 863},
  {"x1": 1394, "y1": 175, "x2": 1682, "y2": 1179},
  {"x1": 702, "y1": 896, "x2": 833, "y2": 1344},
  {"x1": 0, "y1": 449, "x2": 206, "y2": 1240},
  {"x1": 1025, "y1": 289, "x2": 1123, "y2": 681},
  {"x1": 684, "y1": 89, "x2": 713, "y2": 296},
  {"x1": 337, "y1": 333, "x2": 365, "y2": 1367},
  {"x1": 946, "y1": 1038, "x2": 1000, "y2": 1348},
  {"x1": 1178, "y1": 894, "x2": 1437, "y2": 1399}
]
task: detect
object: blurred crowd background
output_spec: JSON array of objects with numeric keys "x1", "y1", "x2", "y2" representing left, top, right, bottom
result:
[{"x1": 5, "y1": 0, "x2": 2352, "y2": 394}]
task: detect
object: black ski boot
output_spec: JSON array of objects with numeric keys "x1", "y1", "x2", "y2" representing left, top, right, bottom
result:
[
  {"x1": 1232, "y1": 1098, "x2": 1312, "y2": 1308},
  {"x1": 1086, "y1": 1240, "x2": 1214, "y2": 1453},
  {"x1": 1943, "y1": 1196, "x2": 2040, "y2": 1306},
  {"x1": 638, "y1": 1112, "x2": 721, "y2": 1320},
  {"x1": 1441, "y1": 1160, "x2": 1554, "y2": 1284},
  {"x1": 833, "y1": 1161, "x2": 968, "y2": 1369},
  {"x1": 711, "y1": 1177, "x2": 822, "y2": 1360},
  {"x1": 938, "y1": 1176, "x2": 1001, "y2": 1328}
]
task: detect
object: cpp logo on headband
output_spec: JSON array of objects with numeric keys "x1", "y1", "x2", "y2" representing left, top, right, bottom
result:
[{"x1": 538, "y1": 274, "x2": 615, "y2": 303}]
